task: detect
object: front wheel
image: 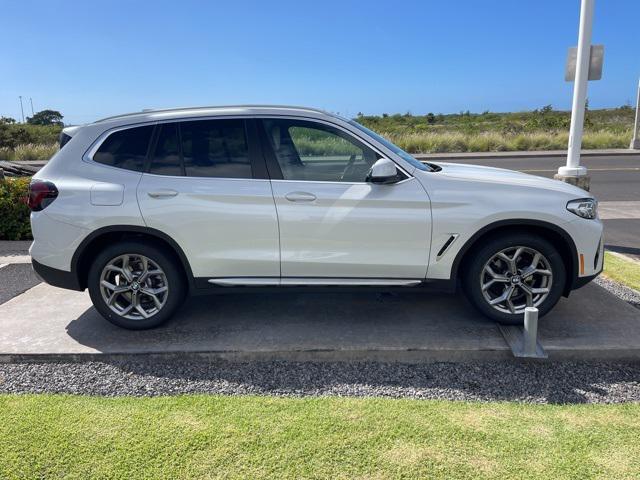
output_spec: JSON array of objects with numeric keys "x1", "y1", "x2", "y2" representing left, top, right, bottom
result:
[
  {"x1": 462, "y1": 233, "x2": 566, "y2": 325},
  {"x1": 87, "y1": 241, "x2": 186, "y2": 329}
]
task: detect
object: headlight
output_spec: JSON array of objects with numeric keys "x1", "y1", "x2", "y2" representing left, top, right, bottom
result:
[{"x1": 567, "y1": 198, "x2": 598, "y2": 219}]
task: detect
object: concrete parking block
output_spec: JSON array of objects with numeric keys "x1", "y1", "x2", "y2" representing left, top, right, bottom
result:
[{"x1": 0, "y1": 282, "x2": 638, "y2": 362}]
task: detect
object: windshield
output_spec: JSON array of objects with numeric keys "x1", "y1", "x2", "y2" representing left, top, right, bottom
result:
[{"x1": 348, "y1": 120, "x2": 431, "y2": 171}]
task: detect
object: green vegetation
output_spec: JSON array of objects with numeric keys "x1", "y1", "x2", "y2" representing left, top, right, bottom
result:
[
  {"x1": 0, "y1": 106, "x2": 635, "y2": 159},
  {"x1": 0, "y1": 121, "x2": 61, "y2": 161},
  {"x1": 0, "y1": 177, "x2": 31, "y2": 240},
  {"x1": 1, "y1": 395, "x2": 639, "y2": 479},
  {"x1": 356, "y1": 105, "x2": 634, "y2": 153},
  {"x1": 604, "y1": 252, "x2": 640, "y2": 291}
]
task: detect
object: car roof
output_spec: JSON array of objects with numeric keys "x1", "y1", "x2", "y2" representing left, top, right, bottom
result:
[{"x1": 93, "y1": 105, "x2": 343, "y2": 126}]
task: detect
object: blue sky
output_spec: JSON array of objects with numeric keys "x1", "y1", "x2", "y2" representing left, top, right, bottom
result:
[{"x1": 1, "y1": 0, "x2": 639, "y2": 124}]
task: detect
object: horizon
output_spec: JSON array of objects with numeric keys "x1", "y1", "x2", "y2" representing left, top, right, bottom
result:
[{"x1": 2, "y1": 0, "x2": 639, "y2": 125}]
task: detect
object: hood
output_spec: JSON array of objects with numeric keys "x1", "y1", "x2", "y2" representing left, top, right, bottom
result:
[{"x1": 432, "y1": 161, "x2": 590, "y2": 197}]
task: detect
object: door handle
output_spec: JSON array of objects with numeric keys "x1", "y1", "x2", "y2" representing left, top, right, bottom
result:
[
  {"x1": 285, "y1": 191, "x2": 317, "y2": 202},
  {"x1": 147, "y1": 189, "x2": 178, "y2": 198}
]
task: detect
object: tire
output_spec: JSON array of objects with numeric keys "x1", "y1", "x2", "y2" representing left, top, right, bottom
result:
[
  {"x1": 462, "y1": 233, "x2": 566, "y2": 325},
  {"x1": 87, "y1": 240, "x2": 187, "y2": 330}
]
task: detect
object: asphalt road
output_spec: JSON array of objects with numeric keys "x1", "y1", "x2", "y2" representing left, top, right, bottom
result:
[{"x1": 423, "y1": 153, "x2": 640, "y2": 258}]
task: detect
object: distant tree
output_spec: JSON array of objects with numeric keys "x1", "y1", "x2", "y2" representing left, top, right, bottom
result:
[
  {"x1": 0, "y1": 116, "x2": 16, "y2": 124},
  {"x1": 540, "y1": 104, "x2": 553, "y2": 114},
  {"x1": 26, "y1": 109, "x2": 64, "y2": 126},
  {"x1": 426, "y1": 112, "x2": 436, "y2": 124},
  {"x1": 356, "y1": 112, "x2": 364, "y2": 117},
  {"x1": 382, "y1": 113, "x2": 389, "y2": 118}
]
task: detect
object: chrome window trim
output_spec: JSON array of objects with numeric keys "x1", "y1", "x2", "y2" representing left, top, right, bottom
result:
[{"x1": 83, "y1": 114, "x2": 414, "y2": 182}]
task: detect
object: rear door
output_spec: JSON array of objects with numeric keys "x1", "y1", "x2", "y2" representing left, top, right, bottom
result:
[
  {"x1": 137, "y1": 118, "x2": 279, "y2": 281},
  {"x1": 259, "y1": 118, "x2": 431, "y2": 280}
]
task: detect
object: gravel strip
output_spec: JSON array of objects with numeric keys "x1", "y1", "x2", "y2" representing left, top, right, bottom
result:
[
  {"x1": 1, "y1": 360, "x2": 639, "y2": 404},
  {"x1": 595, "y1": 276, "x2": 640, "y2": 310}
]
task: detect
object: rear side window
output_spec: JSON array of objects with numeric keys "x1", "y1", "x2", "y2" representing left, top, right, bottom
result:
[
  {"x1": 93, "y1": 125, "x2": 153, "y2": 172},
  {"x1": 181, "y1": 119, "x2": 251, "y2": 178},
  {"x1": 149, "y1": 119, "x2": 252, "y2": 178},
  {"x1": 150, "y1": 123, "x2": 182, "y2": 176}
]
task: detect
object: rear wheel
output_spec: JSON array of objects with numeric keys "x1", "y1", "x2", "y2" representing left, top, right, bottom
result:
[
  {"x1": 88, "y1": 241, "x2": 186, "y2": 329},
  {"x1": 462, "y1": 233, "x2": 566, "y2": 324}
]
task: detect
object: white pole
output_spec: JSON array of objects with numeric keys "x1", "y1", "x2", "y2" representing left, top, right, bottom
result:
[
  {"x1": 558, "y1": 0, "x2": 594, "y2": 177},
  {"x1": 631, "y1": 78, "x2": 640, "y2": 150},
  {"x1": 523, "y1": 307, "x2": 539, "y2": 357}
]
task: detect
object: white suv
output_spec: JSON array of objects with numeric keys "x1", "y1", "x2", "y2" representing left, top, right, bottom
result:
[{"x1": 28, "y1": 106, "x2": 603, "y2": 329}]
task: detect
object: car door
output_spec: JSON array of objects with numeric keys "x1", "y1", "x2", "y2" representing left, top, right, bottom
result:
[
  {"x1": 259, "y1": 118, "x2": 431, "y2": 280},
  {"x1": 137, "y1": 118, "x2": 280, "y2": 281}
]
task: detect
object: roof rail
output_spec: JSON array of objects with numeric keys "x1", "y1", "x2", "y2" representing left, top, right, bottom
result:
[{"x1": 93, "y1": 105, "x2": 331, "y2": 123}]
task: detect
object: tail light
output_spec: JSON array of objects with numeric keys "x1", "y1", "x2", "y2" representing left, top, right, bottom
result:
[{"x1": 27, "y1": 180, "x2": 58, "y2": 211}]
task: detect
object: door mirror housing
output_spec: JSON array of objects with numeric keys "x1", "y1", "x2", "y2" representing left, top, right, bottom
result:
[{"x1": 367, "y1": 158, "x2": 401, "y2": 184}]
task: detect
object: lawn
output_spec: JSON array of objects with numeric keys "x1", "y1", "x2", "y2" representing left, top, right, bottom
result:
[
  {"x1": 603, "y1": 251, "x2": 640, "y2": 292},
  {"x1": 1, "y1": 395, "x2": 640, "y2": 479}
]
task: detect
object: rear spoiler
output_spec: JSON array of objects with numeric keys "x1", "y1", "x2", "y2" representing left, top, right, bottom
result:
[{"x1": 59, "y1": 125, "x2": 81, "y2": 149}]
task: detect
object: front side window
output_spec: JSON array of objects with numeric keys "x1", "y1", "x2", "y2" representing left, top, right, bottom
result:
[
  {"x1": 93, "y1": 125, "x2": 154, "y2": 172},
  {"x1": 263, "y1": 119, "x2": 379, "y2": 182}
]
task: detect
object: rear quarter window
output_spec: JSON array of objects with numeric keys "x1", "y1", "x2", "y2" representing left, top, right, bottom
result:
[{"x1": 93, "y1": 125, "x2": 154, "y2": 172}]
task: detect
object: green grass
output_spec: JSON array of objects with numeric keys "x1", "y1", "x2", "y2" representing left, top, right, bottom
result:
[
  {"x1": 603, "y1": 252, "x2": 640, "y2": 291},
  {"x1": 2, "y1": 395, "x2": 640, "y2": 479}
]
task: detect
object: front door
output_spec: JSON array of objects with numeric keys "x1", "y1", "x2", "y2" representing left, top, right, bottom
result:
[
  {"x1": 137, "y1": 118, "x2": 279, "y2": 280},
  {"x1": 260, "y1": 118, "x2": 431, "y2": 280}
]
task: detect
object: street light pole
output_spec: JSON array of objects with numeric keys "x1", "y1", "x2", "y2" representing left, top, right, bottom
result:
[
  {"x1": 631, "y1": 78, "x2": 640, "y2": 150},
  {"x1": 18, "y1": 96, "x2": 25, "y2": 123},
  {"x1": 556, "y1": 0, "x2": 594, "y2": 190},
  {"x1": 29, "y1": 97, "x2": 35, "y2": 116}
]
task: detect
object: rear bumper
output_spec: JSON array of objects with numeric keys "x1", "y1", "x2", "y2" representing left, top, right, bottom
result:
[{"x1": 32, "y1": 259, "x2": 83, "y2": 291}]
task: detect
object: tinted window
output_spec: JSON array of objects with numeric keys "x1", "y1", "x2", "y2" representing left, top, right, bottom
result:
[
  {"x1": 93, "y1": 125, "x2": 153, "y2": 172},
  {"x1": 181, "y1": 119, "x2": 251, "y2": 178},
  {"x1": 263, "y1": 119, "x2": 379, "y2": 182},
  {"x1": 150, "y1": 123, "x2": 182, "y2": 176}
]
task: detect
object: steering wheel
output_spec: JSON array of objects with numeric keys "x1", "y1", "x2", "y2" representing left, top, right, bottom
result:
[{"x1": 339, "y1": 155, "x2": 357, "y2": 181}]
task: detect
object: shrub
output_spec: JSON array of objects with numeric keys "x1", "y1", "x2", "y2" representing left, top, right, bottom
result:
[{"x1": 0, "y1": 177, "x2": 32, "y2": 240}]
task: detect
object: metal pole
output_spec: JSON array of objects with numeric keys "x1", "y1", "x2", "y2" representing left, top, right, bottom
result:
[
  {"x1": 558, "y1": 0, "x2": 594, "y2": 177},
  {"x1": 523, "y1": 307, "x2": 539, "y2": 356},
  {"x1": 29, "y1": 97, "x2": 34, "y2": 116},
  {"x1": 631, "y1": 78, "x2": 640, "y2": 150},
  {"x1": 18, "y1": 96, "x2": 25, "y2": 123}
]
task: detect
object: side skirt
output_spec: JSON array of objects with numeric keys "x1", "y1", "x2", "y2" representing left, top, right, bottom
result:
[{"x1": 190, "y1": 277, "x2": 456, "y2": 295}]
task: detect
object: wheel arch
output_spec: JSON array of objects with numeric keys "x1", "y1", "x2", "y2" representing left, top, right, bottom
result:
[
  {"x1": 72, "y1": 225, "x2": 195, "y2": 292},
  {"x1": 451, "y1": 219, "x2": 578, "y2": 296}
]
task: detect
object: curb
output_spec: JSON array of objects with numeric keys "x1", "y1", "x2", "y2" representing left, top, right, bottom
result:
[{"x1": 1, "y1": 347, "x2": 639, "y2": 364}]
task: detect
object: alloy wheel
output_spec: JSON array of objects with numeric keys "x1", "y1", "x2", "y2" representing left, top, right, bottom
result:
[
  {"x1": 99, "y1": 254, "x2": 169, "y2": 320},
  {"x1": 480, "y1": 246, "x2": 553, "y2": 315}
]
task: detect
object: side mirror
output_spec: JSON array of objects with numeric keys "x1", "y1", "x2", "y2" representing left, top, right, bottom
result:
[{"x1": 366, "y1": 158, "x2": 400, "y2": 184}]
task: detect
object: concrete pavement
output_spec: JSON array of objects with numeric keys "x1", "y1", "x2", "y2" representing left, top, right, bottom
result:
[{"x1": 0, "y1": 281, "x2": 638, "y2": 362}]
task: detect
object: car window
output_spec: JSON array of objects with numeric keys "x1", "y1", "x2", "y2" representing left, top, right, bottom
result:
[
  {"x1": 93, "y1": 125, "x2": 153, "y2": 172},
  {"x1": 263, "y1": 119, "x2": 379, "y2": 182},
  {"x1": 181, "y1": 119, "x2": 252, "y2": 178},
  {"x1": 150, "y1": 123, "x2": 182, "y2": 176}
]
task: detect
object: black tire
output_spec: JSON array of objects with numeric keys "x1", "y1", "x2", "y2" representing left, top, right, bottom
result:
[
  {"x1": 87, "y1": 240, "x2": 187, "y2": 330},
  {"x1": 462, "y1": 233, "x2": 566, "y2": 325}
]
